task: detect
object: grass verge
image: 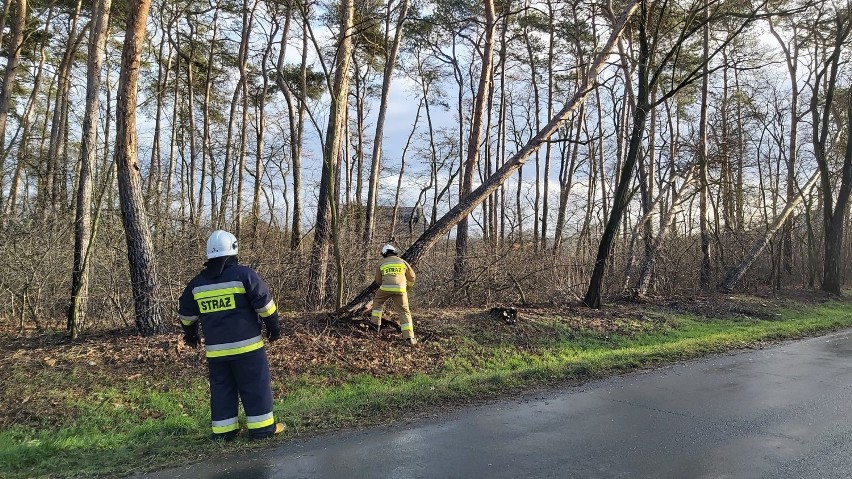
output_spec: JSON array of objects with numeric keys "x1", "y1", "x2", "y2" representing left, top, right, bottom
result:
[{"x1": 2, "y1": 297, "x2": 852, "y2": 478}]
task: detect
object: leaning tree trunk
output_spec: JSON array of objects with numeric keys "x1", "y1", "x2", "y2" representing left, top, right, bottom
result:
[
  {"x1": 68, "y1": 0, "x2": 112, "y2": 338},
  {"x1": 235, "y1": 1, "x2": 257, "y2": 237},
  {"x1": 115, "y1": 0, "x2": 164, "y2": 336},
  {"x1": 720, "y1": 171, "x2": 819, "y2": 292},
  {"x1": 584, "y1": 1, "x2": 649, "y2": 309},
  {"x1": 335, "y1": 0, "x2": 640, "y2": 317}
]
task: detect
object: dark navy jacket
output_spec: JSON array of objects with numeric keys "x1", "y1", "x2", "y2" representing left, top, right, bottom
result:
[{"x1": 178, "y1": 262, "x2": 277, "y2": 361}]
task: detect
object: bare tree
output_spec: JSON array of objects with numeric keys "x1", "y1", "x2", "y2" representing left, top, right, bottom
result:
[
  {"x1": 811, "y1": 4, "x2": 852, "y2": 295},
  {"x1": 583, "y1": 0, "x2": 767, "y2": 308}
]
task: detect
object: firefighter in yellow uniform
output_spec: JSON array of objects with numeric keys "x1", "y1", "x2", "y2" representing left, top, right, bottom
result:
[{"x1": 371, "y1": 244, "x2": 417, "y2": 345}]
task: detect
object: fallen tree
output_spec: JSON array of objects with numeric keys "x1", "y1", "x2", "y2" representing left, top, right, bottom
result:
[
  {"x1": 720, "y1": 170, "x2": 820, "y2": 293},
  {"x1": 333, "y1": 0, "x2": 641, "y2": 319}
]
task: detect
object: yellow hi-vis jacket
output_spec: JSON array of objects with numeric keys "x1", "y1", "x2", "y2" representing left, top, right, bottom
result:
[{"x1": 375, "y1": 255, "x2": 416, "y2": 293}]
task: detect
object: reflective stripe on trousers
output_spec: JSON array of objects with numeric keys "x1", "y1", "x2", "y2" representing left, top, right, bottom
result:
[
  {"x1": 208, "y1": 348, "x2": 276, "y2": 438},
  {"x1": 371, "y1": 289, "x2": 414, "y2": 339}
]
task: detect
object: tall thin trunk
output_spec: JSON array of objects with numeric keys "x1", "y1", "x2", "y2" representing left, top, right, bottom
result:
[
  {"x1": 234, "y1": 0, "x2": 258, "y2": 236},
  {"x1": 541, "y1": 0, "x2": 556, "y2": 250},
  {"x1": 146, "y1": 16, "x2": 173, "y2": 219},
  {"x1": 166, "y1": 42, "x2": 181, "y2": 234},
  {"x1": 497, "y1": 9, "x2": 509, "y2": 245},
  {"x1": 252, "y1": 17, "x2": 276, "y2": 237},
  {"x1": 306, "y1": 0, "x2": 354, "y2": 309},
  {"x1": 363, "y1": 0, "x2": 410, "y2": 248},
  {"x1": 0, "y1": 0, "x2": 26, "y2": 205},
  {"x1": 205, "y1": 8, "x2": 221, "y2": 227},
  {"x1": 43, "y1": 0, "x2": 85, "y2": 214},
  {"x1": 698, "y1": 0, "x2": 712, "y2": 291},
  {"x1": 285, "y1": 8, "x2": 308, "y2": 251},
  {"x1": 68, "y1": 0, "x2": 113, "y2": 338},
  {"x1": 454, "y1": 0, "x2": 496, "y2": 284},
  {"x1": 115, "y1": 0, "x2": 164, "y2": 336},
  {"x1": 185, "y1": 24, "x2": 198, "y2": 226}
]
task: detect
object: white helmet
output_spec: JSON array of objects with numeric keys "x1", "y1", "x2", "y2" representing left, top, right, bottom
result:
[
  {"x1": 206, "y1": 230, "x2": 238, "y2": 259},
  {"x1": 381, "y1": 244, "x2": 397, "y2": 256}
]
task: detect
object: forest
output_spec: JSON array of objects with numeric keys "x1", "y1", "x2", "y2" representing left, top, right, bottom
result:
[{"x1": 0, "y1": 0, "x2": 851, "y2": 338}]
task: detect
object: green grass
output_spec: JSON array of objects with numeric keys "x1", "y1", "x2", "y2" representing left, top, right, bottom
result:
[{"x1": 3, "y1": 300, "x2": 852, "y2": 478}]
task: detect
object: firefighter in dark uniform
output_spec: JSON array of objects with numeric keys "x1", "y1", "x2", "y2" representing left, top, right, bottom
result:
[{"x1": 177, "y1": 230, "x2": 285, "y2": 440}]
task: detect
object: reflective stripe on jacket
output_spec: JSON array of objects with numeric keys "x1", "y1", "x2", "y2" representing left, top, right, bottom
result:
[
  {"x1": 178, "y1": 263, "x2": 277, "y2": 360},
  {"x1": 375, "y1": 256, "x2": 416, "y2": 293}
]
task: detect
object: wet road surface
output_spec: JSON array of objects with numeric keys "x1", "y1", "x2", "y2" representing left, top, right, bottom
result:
[{"x1": 133, "y1": 330, "x2": 852, "y2": 478}]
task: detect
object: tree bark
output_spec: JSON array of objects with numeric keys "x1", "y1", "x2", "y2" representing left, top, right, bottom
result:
[
  {"x1": 68, "y1": 0, "x2": 112, "y2": 338},
  {"x1": 363, "y1": 0, "x2": 411, "y2": 248},
  {"x1": 305, "y1": 0, "x2": 354, "y2": 309},
  {"x1": 0, "y1": 0, "x2": 26, "y2": 206},
  {"x1": 454, "y1": 0, "x2": 496, "y2": 284},
  {"x1": 812, "y1": 11, "x2": 852, "y2": 295},
  {"x1": 115, "y1": 0, "x2": 164, "y2": 336},
  {"x1": 584, "y1": 0, "x2": 649, "y2": 309}
]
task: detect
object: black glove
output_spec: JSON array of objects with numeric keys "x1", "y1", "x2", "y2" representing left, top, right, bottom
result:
[
  {"x1": 181, "y1": 322, "x2": 199, "y2": 348},
  {"x1": 263, "y1": 314, "x2": 281, "y2": 342},
  {"x1": 183, "y1": 333, "x2": 199, "y2": 348}
]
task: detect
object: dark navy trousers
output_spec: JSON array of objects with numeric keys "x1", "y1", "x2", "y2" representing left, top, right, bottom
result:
[{"x1": 208, "y1": 348, "x2": 275, "y2": 438}]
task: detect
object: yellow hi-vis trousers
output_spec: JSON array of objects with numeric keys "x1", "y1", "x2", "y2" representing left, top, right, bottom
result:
[{"x1": 371, "y1": 289, "x2": 414, "y2": 339}]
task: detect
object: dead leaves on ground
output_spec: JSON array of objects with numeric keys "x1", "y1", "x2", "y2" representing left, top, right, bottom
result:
[{"x1": 0, "y1": 293, "x2": 802, "y2": 429}]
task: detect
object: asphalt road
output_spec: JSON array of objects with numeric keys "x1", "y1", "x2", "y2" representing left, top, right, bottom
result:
[{"x1": 133, "y1": 329, "x2": 852, "y2": 479}]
